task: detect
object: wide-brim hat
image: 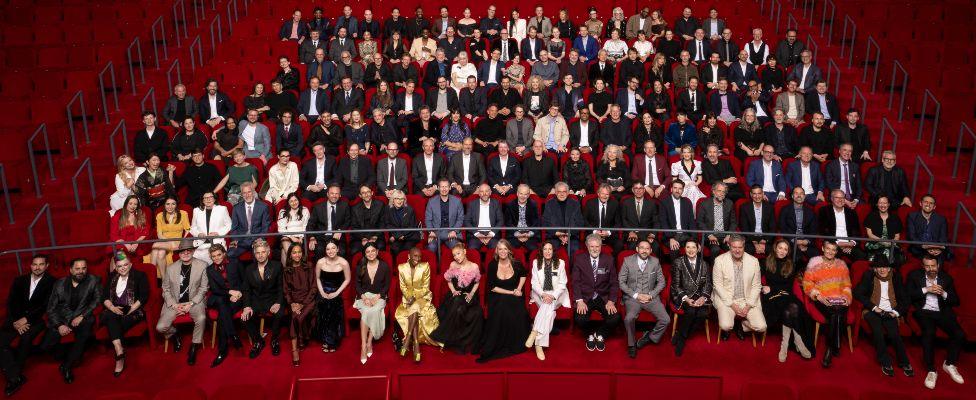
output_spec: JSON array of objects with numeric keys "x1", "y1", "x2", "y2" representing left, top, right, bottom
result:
[{"x1": 176, "y1": 238, "x2": 197, "y2": 252}]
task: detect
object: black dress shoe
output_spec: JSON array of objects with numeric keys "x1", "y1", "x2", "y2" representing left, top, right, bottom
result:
[
  {"x1": 821, "y1": 349, "x2": 833, "y2": 369},
  {"x1": 187, "y1": 343, "x2": 200, "y2": 365},
  {"x1": 882, "y1": 365, "x2": 894, "y2": 377},
  {"x1": 270, "y1": 339, "x2": 281, "y2": 356},
  {"x1": 720, "y1": 331, "x2": 730, "y2": 342},
  {"x1": 734, "y1": 325, "x2": 746, "y2": 341},
  {"x1": 673, "y1": 340, "x2": 685, "y2": 357},
  {"x1": 113, "y1": 352, "x2": 126, "y2": 377},
  {"x1": 627, "y1": 346, "x2": 637, "y2": 359},
  {"x1": 172, "y1": 336, "x2": 183, "y2": 352},
  {"x1": 249, "y1": 340, "x2": 265, "y2": 359},
  {"x1": 635, "y1": 332, "x2": 653, "y2": 349},
  {"x1": 902, "y1": 364, "x2": 915, "y2": 377},
  {"x1": 60, "y1": 365, "x2": 74, "y2": 384},
  {"x1": 211, "y1": 351, "x2": 228, "y2": 368},
  {"x1": 231, "y1": 335, "x2": 243, "y2": 349},
  {"x1": 4, "y1": 375, "x2": 26, "y2": 396},
  {"x1": 585, "y1": 335, "x2": 596, "y2": 351}
]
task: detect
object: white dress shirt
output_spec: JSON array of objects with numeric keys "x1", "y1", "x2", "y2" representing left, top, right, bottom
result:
[
  {"x1": 833, "y1": 208, "x2": 848, "y2": 237},
  {"x1": 208, "y1": 95, "x2": 219, "y2": 120},
  {"x1": 762, "y1": 161, "x2": 775, "y2": 193},
  {"x1": 672, "y1": 196, "x2": 683, "y2": 229},
  {"x1": 462, "y1": 154, "x2": 471, "y2": 185},
  {"x1": 241, "y1": 123, "x2": 257, "y2": 150},
  {"x1": 800, "y1": 163, "x2": 814, "y2": 194},
  {"x1": 424, "y1": 154, "x2": 435, "y2": 185}
]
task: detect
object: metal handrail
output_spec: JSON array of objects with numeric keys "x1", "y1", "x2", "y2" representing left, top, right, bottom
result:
[
  {"x1": 888, "y1": 60, "x2": 908, "y2": 122},
  {"x1": 787, "y1": 12, "x2": 799, "y2": 31},
  {"x1": 850, "y1": 85, "x2": 867, "y2": 119},
  {"x1": 0, "y1": 164, "x2": 13, "y2": 224},
  {"x1": 840, "y1": 14, "x2": 856, "y2": 68},
  {"x1": 826, "y1": 58, "x2": 840, "y2": 93},
  {"x1": 189, "y1": 36, "x2": 204, "y2": 71},
  {"x1": 65, "y1": 90, "x2": 89, "y2": 159},
  {"x1": 862, "y1": 35, "x2": 881, "y2": 92},
  {"x1": 208, "y1": 14, "x2": 223, "y2": 57},
  {"x1": 141, "y1": 86, "x2": 158, "y2": 116},
  {"x1": 916, "y1": 89, "x2": 941, "y2": 156},
  {"x1": 70, "y1": 158, "x2": 95, "y2": 212},
  {"x1": 953, "y1": 202, "x2": 976, "y2": 264},
  {"x1": 802, "y1": 0, "x2": 815, "y2": 22},
  {"x1": 25, "y1": 203, "x2": 55, "y2": 272},
  {"x1": 151, "y1": 15, "x2": 168, "y2": 68},
  {"x1": 166, "y1": 58, "x2": 183, "y2": 92},
  {"x1": 911, "y1": 155, "x2": 934, "y2": 202},
  {"x1": 952, "y1": 122, "x2": 975, "y2": 195},
  {"x1": 877, "y1": 117, "x2": 899, "y2": 162},
  {"x1": 771, "y1": 0, "x2": 783, "y2": 33},
  {"x1": 226, "y1": 0, "x2": 239, "y2": 32},
  {"x1": 806, "y1": 33, "x2": 819, "y2": 64},
  {"x1": 192, "y1": 0, "x2": 206, "y2": 28},
  {"x1": 27, "y1": 124, "x2": 55, "y2": 198},
  {"x1": 172, "y1": 0, "x2": 189, "y2": 47},
  {"x1": 98, "y1": 61, "x2": 120, "y2": 123},
  {"x1": 126, "y1": 36, "x2": 145, "y2": 95},
  {"x1": 108, "y1": 119, "x2": 129, "y2": 166},
  {"x1": 821, "y1": 0, "x2": 836, "y2": 44}
]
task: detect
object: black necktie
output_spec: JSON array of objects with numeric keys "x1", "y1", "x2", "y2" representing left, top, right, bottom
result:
[{"x1": 330, "y1": 205, "x2": 337, "y2": 229}]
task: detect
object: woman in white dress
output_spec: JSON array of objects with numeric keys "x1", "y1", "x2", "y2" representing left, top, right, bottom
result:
[
  {"x1": 508, "y1": 9, "x2": 527, "y2": 42},
  {"x1": 264, "y1": 148, "x2": 299, "y2": 204},
  {"x1": 601, "y1": 29, "x2": 629, "y2": 62},
  {"x1": 670, "y1": 144, "x2": 706, "y2": 209},
  {"x1": 276, "y1": 192, "x2": 310, "y2": 264},
  {"x1": 632, "y1": 31, "x2": 655, "y2": 62},
  {"x1": 450, "y1": 51, "x2": 477, "y2": 93},
  {"x1": 189, "y1": 191, "x2": 232, "y2": 263},
  {"x1": 109, "y1": 155, "x2": 145, "y2": 216},
  {"x1": 526, "y1": 242, "x2": 569, "y2": 361}
]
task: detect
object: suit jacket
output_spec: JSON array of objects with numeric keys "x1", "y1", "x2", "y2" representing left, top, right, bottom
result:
[
  {"x1": 189, "y1": 205, "x2": 232, "y2": 250},
  {"x1": 336, "y1": 156, "x2": 375, "y2": 195},
  {"x1": 47, "y1": 275, "x2": 102, "y2": 327},
  {"x1": 279, "y1": 20, "x2": 309, "y2": 40},
  {"x1": 778, "y1": 203, "x2": 817, "y2": 236},
  {"x1": 411, "y1": 153, "x2": 446, "y2": 191},
  {"x1": 630, "y1": 153, "x2": 671, "y2": 189},
  {"x1": 424, "y1": 195, "x2": 465, "y2": 239},
  {"x1": 584, "y1": 197, "x2": 620, "y2": 230},
  {"x1": 675, "y1": 89, "x2": 706, "y2": 115},
  {"x1": 696, "y1": 197, "x2": 737, "y2": 236},
  {"x1": 5, "y1": 273, "x2": 55, "y2": 325},
  {"x1": 624, "y1": 15, "x2": 651, "y2": 39},
  {"x1": 464, "y1": 198, "x2": 504, "y2": 237},
  {"x1": 430, "y1": 17, "x2": 457, "y2": 38},
  {"x1": 619, "y1": 255, "x2": 665, "y2": 300},
  {"x1": 727, "y1": 61, "x2": 758, "y2": 89},
  {"x1": 299, "y1": 156, "x2": 336, "y2": 190},
  {"x1": 571, "y1": 252, "x2": 619, "y2": 303},
  {"x1": 331, "y1": 88, "x2": 364, "y2": 118},
  {"x1": 275, "y1": 123, "x2": 304, "y2": 156},
  {"x1": 299, "y1": 39, "x2": 327, "y2": 64},
  {"x1": 447, "y1": 152, "x2": 486, "y2": 187},
  {"x1": 333, "y1": 62, "x2": 365, "y2": 86},
  {"x1": 307, "y1": 200, "x2": 351, "y2": 242},
  {"x1": 573, "y1": 36, "x2": 600, "y2": 61},
  {"x1": 685, "y1": 39, "x2": 712, "y2": 62},
  {"x1": 824, "y1": 159, "x2": 862, "y2": 197},
  {"x1": 804, "y1": 91, "x2": 840, "y2": 120},
  {"x1": 162, "y1": 95, "x2": 198, "y2": 122},
  {"x1": 328, "y1": 37, "x2": 357, "y2": 61},
  {"x1": 206, "y1": 261, "x2": 242, "y2": 299},
  {"x1": 486, "y1": 154, "x2": 521, "y2": 188},
  {"x1": 241, "y1": 123, "x2": 272, "y2": 159},
  {"x1": 229, "y1": 200, "x2": 271, "y2": 246},
  {"x1": 568, "y1": 119, "x2": 598, "y2": 149},
  {"x1": 738, "y1": 201, "x2": 776, "y2": 242},
  {"x1": 746, "y1": 159, "x2": 788, "y2": 196},
  {"x1": 458, "y1": 87, "x2": 487, "y2": 117},
  {"x1": 504, "y1": 199, "x2": 540, "y2": 234},
  {"x1": 701, "y1": 18, "x2": 726, "y2": 38},
  {"x1": 709, "y1": 91, "x2": 741, "y2": 118},
  {"x1": 505, "y1": 118, "x2": 534, "y2": 148},
  {"x1": 376, "y1": 156, "x2": 408, "y2": 192},
  {"x1": 787, "y1": 63, "x2": 823, "y2": 92},
  {"x1": 906, "y1": 269, "x2": 959, "y2": 316},
  {"x1": 620, "y1": 196, "x2": 657, "y2": 238},
  {"x1": 670, "y1": 256, "x2": 712, "y2": 307},
  {"x1": 853, "y1": 269, "x2": 910, "y2": 316},
  {"x1": 333, "y1": 16, "x2": 359, "y2": 37},
  {"x1": 477, "y1": 60, "x2": 504, "y2": 84},
  {"x1": 587, "y1": 61, "x2": 615, "y2": 86},
  {"x1": 712, "y1": 252, "x2": 762, "y2": 308},
  {"x1": 490, "y1": 38, "x2": 519, "y2": 61},
  {"x1": 198, "y1": 92, "x2": 235, "y2": 120},
  {"x1": 763, "y1": 123, "x2": 799, "y2": 157},
  {"x1": 542, "y1": 197, "x2": 585, "y2": 233},
  {"x1": 656, "y1": 195, "x2": 696, "y2": 239},
  {"x1": 306, "y1": 59, "x2": 337, "y2": 86},
  {"x1": 161, "y1": 258, "x2": 208, "y2": 308},
  {"x1": 520, "y1": 37, "x2": 545, "y2": 61},
  {"x1": 393, "y1": 91, "x2": 424, "y2": 114},
  {"x1": 699, "y1": 63, "x2": 729, "y2": 86},
  {"x1": 559, "y1": 60, "x2": 589, "y2": 87},
  {"x1": 775, "y1": 92, "x2": 805, "y2": 117},
  {"x1": 817, "y1": 205, "x2": 861, "y2": 238},
  {"x1": 425, "y1": 88, "x2": 459, "y2": 112},
  {"x1": 785, "y1": 160, "x2": 826, "y2": 194},
  {"x1": 532, "y1": 115, "x2": 570, "y2": 148},
  {"x1": 133, "y1": 128, "x2": 170, "y2": 163},
  {"x1": 297, "y1": 89, "x2": 331, "y2": 118},
  {"x1": 242, "y1": 260, "x2": 284, "y2": 310},
  {"x1": 775, "y1": 39, "x2": 806, "y2": 67},
  {"x1": 350, "y1": 201, "x2": 386, "y2": 241},
  {"x1": 615, "y1": 89, "x2": 645, "y2": 115}
]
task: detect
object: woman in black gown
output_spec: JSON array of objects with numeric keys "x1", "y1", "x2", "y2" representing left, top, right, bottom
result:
[
  {"x1": 315, "y1": 241, "x2": 352, "y2": 352},
  {"x1": 430, "y1": 244, "x2": 483, "y2": 354},
  {"x1": 476, "y1": 240, "x2": 530, "y2": 362},
  {"x1": 761, "y1": 239, "x2": 814, "y2": 362}
]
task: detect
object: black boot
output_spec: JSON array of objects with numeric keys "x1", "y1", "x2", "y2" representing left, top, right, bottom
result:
[
  {"x1": 171, "y1": 335, "x2": 183, "y2": 352},
  {"x1": 249, "y1": 339, "x2": 265, "y2": 359},
  {"x1": 231, "y1": 335, "x2": 243, "y2": 349},
  {"x1": 211, "y1": 350, "x2": 228, "y2": 368},
  {"x1": 270, "y1": 338, "x2": 281, "y2": 356},
  {"x1": 59, "y1": 364, "x2": 74, "y2": 384},
  {"x1": 187, "y1": 343, "x2": 200, "y2": 365},
  {"x1": 821, "y1": 348, "x2": 833, "y2": 368},
  {"x1": 4, "y1": 375, "x2": 26, "y2": 396}
]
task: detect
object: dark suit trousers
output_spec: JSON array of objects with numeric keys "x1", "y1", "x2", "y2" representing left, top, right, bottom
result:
[
  {"x1": 228, "y1": 241, "x2": 255, "y2": 259},
  {"x1": 40, "y1": 319, "x2": 94, "y2": 368},
  {"x1": 508, "y1": 233, "x2": 539, "y2": 252},
  {"x1": 814, "y1": 303, "x2": 847, "y2": 352},
  {"x1": 467, "y1": 235, "x2": 499, "y2": 251},
  {"x1": 675, "y1": 303, "x2": 710, "y2": 343},
  {"x1": 244, "y1": 304, "x2": 286, "y2": 342},
  {"x1": 0, "y1": 323, "x2": 44, "y2": 378},
  {"x1": 388, "y1": 237, "x2": 420, "y2": 259},
  {"x1": 98, "y1": 310, "x2": 143, "y2": 342},
  {"x1": 302, "y1": 190, "x2": 329, "y2": 202},
  {"x1": 862, "y1": 312, "x2": 909, "y2": 367},
  {"x1": 574, "y1": 298, "x2": 621, "y2": 339},
  {"x1": 914, "y1": 309, "x2": 966, "y2": 371},
  {"x1": 208, "y1": 296, "x2": 242, "y2": 352},
  {"x1": 350, "y1": 235, "x2": 386, "y2": 255}
]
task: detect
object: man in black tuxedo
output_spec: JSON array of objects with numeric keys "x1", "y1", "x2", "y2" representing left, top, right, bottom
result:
[
  {"x1": 486, "y1": 141, "x2": 521, "y2": 196},
  {"x1": 198, "y1": 78, "x2": 235, "y2": 128},
  {"x1": 587, "y1": 51, "x2": 615, "y2": 88},
  {"x1": 411, "y1": 138, "x2": 446, "y2": 197},
  {"x1": 300, "y1": 143, "x2": 336, "y2": 202},
  {"x1": 584, "y1": 184, "x2": 622, "y2": 253},
  {"x1": 0, "y1": 255, "x2": 55, "y2": 395},
  {"x1": 307, "y1": 185, "x2": 351, "y2": 258},
  {"x1": 133, "y1": 111, "x2": 169, "y2": 163},
  {"x1": 657, "y1": 180, "x2": 697, "y2": 259},
  {"x1": 240, "y1": 240, "x2": 285, "y2": 359},
  {"x1": 819, "y1": 189, "x2": 867, "y2": 262},
  {"x1": 778, "y1": 187, "x2": 819, "y2": 264},
  {"x1": 620, "y1": 182, "x2": 658, "y2": 250},
  {"x1": 804, "y1": 80, "x2": 841, "y2": 127},
  {"x1": 908, "y1": 255, "x2": 967, "y2": 389},
  {"x1": 336, "y1": 144, "x2": 375, "y2": 199},
  {"x1": 675, "y1": 77, "x2": 707, "y2": 122},
  {"x1": 738, "y1": 185, "x2": 776, "y2": 256},
  {"x1": 204, "y1": 244, "x2": 243, "y2": 367},
  {"x1": 491, "y1": 29, "x2": 518, "y2": 62}
]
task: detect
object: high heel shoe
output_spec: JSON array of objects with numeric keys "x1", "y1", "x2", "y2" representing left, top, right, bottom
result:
[
  {"x1": 291, "y1": 350, "x2": 300, "y2": 367},
  {"x1": 113, "y1": 352, "x2": 126, "y2": 377},
  {"x1": 414, "y1": 352, "x2": 421, "y2": 363}
]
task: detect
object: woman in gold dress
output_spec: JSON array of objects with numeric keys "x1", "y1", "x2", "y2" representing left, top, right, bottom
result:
[{"x1": 395, "y1": 247, "x2": 440, "y2": 362}]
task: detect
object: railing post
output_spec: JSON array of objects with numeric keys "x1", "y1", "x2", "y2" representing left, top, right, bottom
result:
[
  {"x1": 0, "y1": 164, "x2": 13, "y2": 224},
  {"x1": 226, "y1": 0, "x2": 239, "y2": 32},
  {"x1": 208, "y1": 14, "x2": 223, "y2": 57},
  {"x1": 151, "y1": 16, "x2": 168, "y2": 68},
  {"x1": 192, "y1": 0, "x2": 205, "y2": 28},
  {"x1": 65, "y1": 91, "x2": 90, "y2": 159},
  {"x1": 911, "y1": 155, "x2": 934, "y2": 202},
  {"x1": 953, "y1": 203, "x2": 976, "y2": 265},
  {"x1": 802, "y1": 0, "x2": 815, "y2": 22},
  {"x1": 877, "y1": 117, "x2": 899, "y2": 162},
  {"x1": 787, "y1": 12, "x2": 798, "y2": 32},
  {"x1": 821, "y1": 0, "x2": 836, "y2": 44},
  {"x1": 862, "y1": 35, "x2": 881, "y2": 93},
  {"x1": 98, "y1": 62, "x2": 120, "y2": 124},
  {"x1": 27, "y1": 124, "x2": 56, "y2": 198},
  {"x1": 141, "y1": 86, "x2": 158, "y2": 116},
  {"x1": 108, "y1": 119, "x2": 129, "y2": 165},
  {"x1": 126, "y1": 37, "x2": 146, "y2": 95},
  {"x1": 166, "y1": 58, "x2": 183, "y2": 92},
  {"x1": 71, "y1": 158, "x2": 96, "y2": 212},
  {"x1": 172, "y1": 0, "x2": 189, "y2": 47},
  {"x1": 840, "y1": 15, "x2": 856, "y2": 68},
  {"x1": 850, "y1": 85, "x2": 867, "y2": 119},
  {"x1": 916, "y1": 89, "x2": 941, "y2": 156},
  {"x1": 952, "y1": 123, "x2": 976, "y2": 196},
  {"x1": 806, "y1": 33, "x2": 819, "y2": 63},
  {"x1": 887, "y1": 60, "x2": 908, "y2": 122},
  {"x1": 189, "y1": 36, "x2": 204, "y2": 72},
  {"x1": 26, "y1": 203, "x2": 56, "y2": 272},
  {"x1": 826, "y1": 58, "x2": 840, "y2": 94}
]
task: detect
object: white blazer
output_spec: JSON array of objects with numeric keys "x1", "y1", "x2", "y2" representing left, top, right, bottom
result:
[
  {"x1": 508, "y1": 18, "x2": 527, "y2": 42},
  {"x1": 189, "y1": 205, "x2": 232, "y2": 251},
  {"x1": 529, "y1": 259, "x2": 570, "y2": 308}
]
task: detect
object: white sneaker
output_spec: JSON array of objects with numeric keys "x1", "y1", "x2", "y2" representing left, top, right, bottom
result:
[
  {"x1": 943, "y1": 363, "x2": 965, "y2": 384},
  {"x1": 924, "y1": 372, "x2": 938, "y2": 389}
]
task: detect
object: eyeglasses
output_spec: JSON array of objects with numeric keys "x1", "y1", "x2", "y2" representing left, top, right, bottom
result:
[{"x1": 883, "y1": 158, "x2": 896, "y2": 162}]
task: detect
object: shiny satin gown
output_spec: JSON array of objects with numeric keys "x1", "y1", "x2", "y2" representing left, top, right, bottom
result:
[{"x1": 394, "y1": 262, "x2": 440, "y2": 346}]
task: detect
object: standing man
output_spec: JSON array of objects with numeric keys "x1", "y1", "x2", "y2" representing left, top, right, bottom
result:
[
  {"x1": 0, "y1": 255, "x2": 55, "y2": 394},
  {"x1": 618, "y1": 240, "x2": 670, "y2": 358}
]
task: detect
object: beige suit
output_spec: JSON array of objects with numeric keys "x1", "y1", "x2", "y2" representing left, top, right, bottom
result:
[
  {"x1": 711, "y1": 252, "x2": 767, "y2": 332},
  {"x1": 532, "y1": 115, "x2": 570, "y2": 150},
  {"x1": 156, "y1": 258, "x2": 210, "y2": 343}
]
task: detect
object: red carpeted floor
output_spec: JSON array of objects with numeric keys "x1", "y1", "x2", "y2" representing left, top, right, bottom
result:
[{"x1": 13, "y1": 322, "x2": 972, "y2": 400}]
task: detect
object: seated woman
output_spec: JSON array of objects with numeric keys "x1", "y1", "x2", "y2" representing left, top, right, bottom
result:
[
  {"x1": 354, "y1": 243, "x2": 391, "y2": 364},
  {"x1": 522, "y1": 76, "x2": 549, "y2": 120},
  {"x1": 358, "y1": 31, "x2": 379, "y2": 61},
  {"x1": 733, "y1": 108, "x2": 764, "y2": 162},
  {"x1": 760, "y1": 55, "x2": 786, "y2": 93},
  {"x1": 634, "y1": 112, "x2": 665, "y2": 152},
  {"x1": 243, "y1": 83, "x2": 270, "y2": 120},
  {"x1": 595, "y1": 145, "x2": 630, "y2": 195},
  {"x1": 601, "y1": 29, "x2": 628, "y2": 62},
  {"x1": 863, "y1": 196, "x2": 905, "y2": 267},
  {"x1": 266, "y1": 80, "x2": 298, "y2": 120},
  {"x1": 100, "y1": 251, "x2": 149, "y2": 377},
  {"x1": 213, "y1": 150, "x2": 258, "y2": 205},
  {"x1": 476, "y1": 240, "x2": 530, "y2": 362},
  {"x1": 632, "y1": 31, "x2": 655, "y2": 62},
  {"x1": 133, "y1": 153, "x2": 175, "y2": 211},
  {"x1": 170, "y1": 117, "x2": 208, "y2": 161},
  {"x1": 586, "y1": 79, "x2": 613, "y2": 122},
  {"x1": 110, "y1": 195, "x2": 151, "y2": 269},
  {"x1": 762, "y1": 239, "x2": 814, "y2": 363},
  {"x1": 344, "y1": 110, "x2": 371, "y2": 154},
  {"x1": 698, "y1": 113, "x2": 725, "y2": 155},
  {"x1": 276, "y1": 193, "x2": 310, "y2": 264},
  {"x1": 396, "y1": 247, "x2": 441, "y2": 362},
  {"x1": 109, "y1": 155, "x2": 145, "y2": 216},
  {"x1": 211, "y1": 117, "x2": 243, "y2": 162},
  {"x1": 369, "y1": 80, "x2": 395, "y2": 117},
  {"x1": 283, "y1": 243, "x2": 316, "y2": 366},
  {"x1": 803, "y1": 241, "x2": 853, "y2": 368},
  {"x1": 669, "y1": 240, "x2": 711, "y2": 356},
  {"x1": 563, "y1": 148, "x2": 593, "y2": 197},
  {"x1": 189, "y1": 191, "x2": 232, "y2": 263},
  {"x1": 430, "y1": 244, "x2": 483, "y2": 355},
  {"x1": 670, "y1": 145, "x2": 706, "y2": 206},
  {"x1": 853, "y1": 258, "x2": 913, "y2": 377},
  {"x1": 439, "y1": 110, "x2": 470, "y2": 159},
  {"x1": 316, "y1": 242, "x2": 351, "y2": 353},
  {"x1": 504, "y1": 54, "x2": 526, "y2": 91},
  {"x1": 384, "y1": 190, "x2": 421, "y2": 258},
  {"x1": 265, "y1": 148, "x2": 299, "y2": 204},
  {"x1": 151, "y1": 197, "x2": 190, "y2": 278},
  {"x1": 526, "y1": 242, "x2": 569, "y2": 360}
]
